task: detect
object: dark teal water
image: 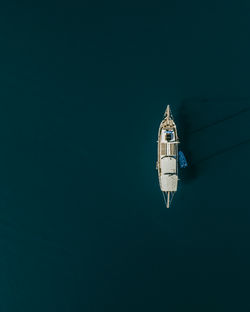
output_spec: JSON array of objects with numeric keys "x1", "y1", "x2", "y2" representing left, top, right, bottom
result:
[{"x1": 0, "y1": 1, "x2": 250, "y2": 311}]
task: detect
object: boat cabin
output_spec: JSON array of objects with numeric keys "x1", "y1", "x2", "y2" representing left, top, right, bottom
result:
[
  {"x1": 161, "y1": 129, "x2": 176, "y2": 143},
  {"x1": 159, "y1": 128, "x2": 178, "y2": 192}
]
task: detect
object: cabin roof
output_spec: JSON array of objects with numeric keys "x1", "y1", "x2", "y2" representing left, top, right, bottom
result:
[
  {"x1": 160, "y1": 174, "x2": 178, "y2": 192},
  {"x1": 161, "y1": 157, "x2": 176, "y2": 174}
]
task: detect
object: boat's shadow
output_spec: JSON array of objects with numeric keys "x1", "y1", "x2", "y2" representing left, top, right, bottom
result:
[
  {"x1": 176, "y1": 97, "x2": 250, "y2": 183},
  {"x1": 177, "y1": 100, "x2": 198, "y2": 182}
]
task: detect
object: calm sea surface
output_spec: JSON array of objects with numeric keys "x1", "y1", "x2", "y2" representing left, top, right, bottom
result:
[{"x1": 0, "y1": 2, "x2": 249, "y2": 311}]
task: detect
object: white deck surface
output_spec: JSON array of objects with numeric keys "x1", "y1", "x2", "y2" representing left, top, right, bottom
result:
[
  {"x1": 160, "y1": 157, "x2": 176, "y2": 174},
  {"x1": 160, "y1": 174, "x2": 178, "y2": 191}
]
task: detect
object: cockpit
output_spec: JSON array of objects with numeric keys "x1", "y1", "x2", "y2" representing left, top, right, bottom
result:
[{"x1": 164, "y1": 130, "x2": 175, "y2": 142}]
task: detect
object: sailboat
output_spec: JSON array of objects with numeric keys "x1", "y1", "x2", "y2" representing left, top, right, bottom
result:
[{"x1": 156, "y1": 105, "x2": 179, "y2": 208}]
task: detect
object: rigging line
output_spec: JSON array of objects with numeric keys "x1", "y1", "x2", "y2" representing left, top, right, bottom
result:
[
  {"x1": 162, "y1": 192, "x2": 168, "y2": 208},
  {"x1": 170, "y1": 192, "x2": 175, "y2": 204},
  {"x1": 162, "y1": 192, "x2": 175, "y2": 208}
]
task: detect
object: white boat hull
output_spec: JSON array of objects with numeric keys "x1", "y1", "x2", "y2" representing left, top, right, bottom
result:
[{"x1": 157, "y1": 105, "x2": 179, "y2": 208}]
